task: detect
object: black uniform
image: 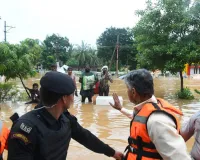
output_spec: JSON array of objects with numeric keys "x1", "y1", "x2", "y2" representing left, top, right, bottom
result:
[{"x1": 8, "y1": 108, "x2": 115, "y2": 160}]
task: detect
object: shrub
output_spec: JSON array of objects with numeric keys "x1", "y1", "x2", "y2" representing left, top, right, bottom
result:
[
  {"x1": 0, "y1": 83, "x2": 17, "y2": 102},
  {"x1": 18, "y1": 91, "x2": 29, "y2": 101},
  {"x1": 0, "y1": 83, "x2": 29, "y2": 102},
  {"x1": 176, "y1": 87, "x2": 194, "y2": 100}
]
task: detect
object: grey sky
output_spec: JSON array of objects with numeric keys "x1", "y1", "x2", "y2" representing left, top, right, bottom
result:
[{"x1": 0, "y1": 0, "x2": 146, "y2": 46}]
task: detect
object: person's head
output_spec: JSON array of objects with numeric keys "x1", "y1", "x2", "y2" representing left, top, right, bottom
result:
[
  {"x1": 103, "y1": 68, "x2": 108, "y2": 74},
  {"x1": 32, "y1": 83, "x2": 39, "y2": 90},
  {"x1": 40, "y1": 71, "x2": 75, "y2": 110},
  {"x1": 85, "y1": 65, "x2": 90, "y2": 73},
  {"x1": 101, "y1": 66, "x2": 108, "y2": 74},
  {"x1": 67, "y1": 67, "x2": 73, "y2": 75},
  {"x1": 124, "y1": 69, "x2": 154, "y2": 104},
  {"x1": 51, "y1": 64, "x2": 57, "y2": 71}
]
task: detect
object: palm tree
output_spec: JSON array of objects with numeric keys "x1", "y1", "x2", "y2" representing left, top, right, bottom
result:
[{"x1": 74, "y1": 41, "x2": 91, "y2": 68}]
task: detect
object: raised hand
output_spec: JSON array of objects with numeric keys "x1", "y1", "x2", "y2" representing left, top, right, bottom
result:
[{"x1": 109, "y1": 93, "x2": 122, "y2": 111}]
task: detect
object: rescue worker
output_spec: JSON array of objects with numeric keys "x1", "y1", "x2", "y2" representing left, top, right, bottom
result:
[
  {"x1": 79, "y1": 65, "x2": 98, "y2": 103},
  {"x1": 7, "y1": 71, "x2": 122, "y2": 160},
  {"x1": 180, "y1": 111, "x2": 200, "y2": 160},
  {"x1": 109, "y1": 69, "x2": 191, "y2": 160},
  {"x1": 0, "y1": 120, "x2": 10, "y2": 160},
  {"x1": 99, "y1": 66, "x2": 113, "y2": 96}
]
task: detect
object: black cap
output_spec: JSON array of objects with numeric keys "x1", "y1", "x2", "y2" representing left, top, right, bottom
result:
[{"x1": 40, "y1": 71, "x2": 75, "y2": 95}]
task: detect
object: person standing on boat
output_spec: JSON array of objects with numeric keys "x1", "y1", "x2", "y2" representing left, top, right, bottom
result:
[
  {"x1": 7, "y1": 71, "x2": 122, "y2": 160},
  {"x1": 109, "y1": 69, "x2": 191, "y2": 160},
  {"x1": 99, "y1": 66, "x2": 113, "y2": 96}
]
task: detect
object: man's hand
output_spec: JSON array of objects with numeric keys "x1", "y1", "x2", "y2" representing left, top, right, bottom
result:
[
  {"x1": 105, "y1": 71, "x2": 109, "y2": 78},
  {"x1": 109, "y1": 93, "x2": 122, "y2": 111},
  {"x1": 113, "y1": 151, "x2": 123, "y2": 160}
]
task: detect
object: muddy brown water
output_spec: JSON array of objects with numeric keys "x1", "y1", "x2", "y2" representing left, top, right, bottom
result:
[{"x1": 1, "y1": 75, "x2": 200, "y2": 159}]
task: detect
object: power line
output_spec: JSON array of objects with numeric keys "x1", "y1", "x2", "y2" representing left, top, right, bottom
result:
[{"x1": 97, "y1": 45, "x2": 134, "y2": 49}]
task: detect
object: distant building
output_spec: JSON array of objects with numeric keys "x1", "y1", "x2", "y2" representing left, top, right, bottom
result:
[{"x1": 185, "y1": 63, "x2": 200, "y2": 76}]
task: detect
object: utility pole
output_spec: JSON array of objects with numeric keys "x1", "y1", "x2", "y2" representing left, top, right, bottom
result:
[
  {"x1": 116, "y1": 35, "x2": 119, "y2": 77},
  {"x1": 4, "y1": 21, "x2": 15, "y2": 42},
  {"x1": 0, "y1": 17, "x2": 1, "y2": 37},
  {"x1": 4, "y1": 21, "x2": 6, "y2": 42}
]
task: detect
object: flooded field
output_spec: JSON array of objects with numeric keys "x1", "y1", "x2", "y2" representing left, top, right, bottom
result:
[{"x1": 1, "y1": 75, "x2": 200, "y2": 159}]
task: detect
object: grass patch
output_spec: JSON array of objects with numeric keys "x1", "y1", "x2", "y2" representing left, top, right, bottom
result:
[{"x1": 176, "y1": 87, "x2": 194, "y2": 100}]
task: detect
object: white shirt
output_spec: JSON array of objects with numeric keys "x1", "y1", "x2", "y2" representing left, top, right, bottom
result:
[
  {"x1": 120, "y1": 95, "x2": 191, "y2": 160},
  {"x1": 181, "y1": 111, "x2": 200, "y2": 160}
]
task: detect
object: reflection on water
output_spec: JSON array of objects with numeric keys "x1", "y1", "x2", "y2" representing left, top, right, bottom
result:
[{"x1": 1, "y1": 76, "x2": 200, "y2": 159}]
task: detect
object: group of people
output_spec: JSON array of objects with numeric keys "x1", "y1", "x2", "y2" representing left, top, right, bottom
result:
[
  {"x1": 25, "y1": 64, "x2": 113, "y2": 104},
  {"x1": 79, "y1": 65, "x2": 113, "y2": 103},
  {"x1": 0, "y1": 67, "x2": 200, "y2": 160}
]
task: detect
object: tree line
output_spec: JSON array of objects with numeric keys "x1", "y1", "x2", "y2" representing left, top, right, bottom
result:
[{"x1": 0, "y1": 0, "x2": 200, "y2": 97}]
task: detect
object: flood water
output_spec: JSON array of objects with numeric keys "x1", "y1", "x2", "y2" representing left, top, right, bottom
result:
[{"x1": 1, "y1": 75, "x2": 200, "y2": 160}]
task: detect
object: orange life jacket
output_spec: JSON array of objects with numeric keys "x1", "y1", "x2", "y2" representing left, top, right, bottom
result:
[
  {"x1": 125, "y1": 98, "x2": 183, "y2": 160},
  {"x1": 0, "y1": 121, "x2": 10, "y2": 155}
]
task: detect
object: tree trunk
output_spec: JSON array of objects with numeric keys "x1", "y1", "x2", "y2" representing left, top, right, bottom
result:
[
  {"x1": 19, "y1": 75, "x2": 31, "y2": 99},
  {"x1": 179, "y1": 71, "x2": 184, "y2": 92}
]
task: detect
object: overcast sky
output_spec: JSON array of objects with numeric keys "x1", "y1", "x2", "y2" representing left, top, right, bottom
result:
[{"x1": 0, "y1": 0, "x2": 146, "y2": 47}]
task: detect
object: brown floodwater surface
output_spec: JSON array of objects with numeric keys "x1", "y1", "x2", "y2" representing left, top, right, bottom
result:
[{"x1": 1, "y1": 75, "x2": 200, "y2": 160}]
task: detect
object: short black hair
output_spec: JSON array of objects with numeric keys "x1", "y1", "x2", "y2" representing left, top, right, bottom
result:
[
  {"x1": 40, "y1": 87, "x2": 63, "y2": 106},
  {"x1": 51, "y1": 64, "x2": 57, "y2": 67},
  {"x1": 67, "y1": 66, "x2": 72, "y2": 71},
  {"x1": 33, "y1": 83, "x2": 39, "y2": 87},
  {"x1": 125, "y1": 69, "x2": 154, "y2": 96}
]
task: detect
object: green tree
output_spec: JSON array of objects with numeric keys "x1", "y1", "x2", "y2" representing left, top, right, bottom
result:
[
  {"x1": 20, "y1": 38, "x2": 43, "y2": 66},
  {"x1": 66, "y1": 57, "x2": 79, "y2": 66},
  {"x1": 134, "y1": 0, "x2": 200, "y2": 92},
  {"x1": 96, "y1": 27, "x2": 137, "y2": 70},
  {"x1": 41, "y1": 34, "x2": 71, "y2": 69},
  {"x1": 0, "y1": 42, "x2": 37, "y2": 98},
  {"x1": 72, "y1": 41, "x2": 101, "y2": 69}
]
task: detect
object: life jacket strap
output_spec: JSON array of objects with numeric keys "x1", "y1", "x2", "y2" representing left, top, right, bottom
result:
[
  {"x1": 128, "y1": 136, "x2": 156, "y2": 149},
  {"x1": 125, "y1": 145, "x2": 162, "y2": 160}
]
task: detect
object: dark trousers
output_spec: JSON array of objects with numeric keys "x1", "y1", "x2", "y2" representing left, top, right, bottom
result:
[
  {"x1": 81, "y1": 96, "x2": 92, "y2": 103},
  {"x1": 80, "y1": 89, "x2": 93, "y2": 103},
  {"x1": 99, "y1": 87, "x2": 109, "y2": 96}
]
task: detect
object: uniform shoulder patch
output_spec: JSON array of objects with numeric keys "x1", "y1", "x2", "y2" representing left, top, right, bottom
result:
[
  {"x1": 20, "y1": 123, "x2": 32, "y2": 134},
  {"x1": 11, "y1": 133, "x2": 31, "y2": 145}
]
